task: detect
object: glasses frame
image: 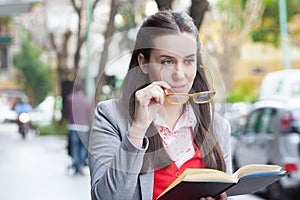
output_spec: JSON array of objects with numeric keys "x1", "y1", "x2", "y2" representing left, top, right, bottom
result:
[{"x1": 160, "y1": 65, "x2": 216, "y2": 105}]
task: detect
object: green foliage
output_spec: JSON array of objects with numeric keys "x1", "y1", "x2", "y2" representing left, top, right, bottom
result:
[
  {"x1": 13, "y1": 40, "x2": 52, "y2": 106},
  {"x1": 226, "y1": 79, "x2": 258, "y2": 103},
  {"x1": 216, "y1": 0, "x2": 248, "y2": 31},
  {"x1": 116, "y1": 2, "x2": 136, "y2": 31},
  {"x1": 0, "y1": 17, "x2": 13, "y2": 25},
  {"x1": 34, "y1": 120, "x2": 68, "y2": 136},
  {"x1": 250, "y1": 0, "x2": 300, "y2": 46}
]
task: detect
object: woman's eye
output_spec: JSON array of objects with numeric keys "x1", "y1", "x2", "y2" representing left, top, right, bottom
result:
[
  {"x1": 162, "y1": 60, "x2": 173, "y2": 65},
  {"x1": 185, "y1": 59, "x2": 195, "y2": 64}
]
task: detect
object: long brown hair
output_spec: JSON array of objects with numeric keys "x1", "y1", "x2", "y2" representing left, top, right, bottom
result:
[{"x1": 120, "y1": 10, "x2": 226, "y2": 172}]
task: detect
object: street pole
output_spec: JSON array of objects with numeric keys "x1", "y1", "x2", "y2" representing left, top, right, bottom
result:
[
  {"x1": 85, "y1": 0, "x2": 93, "y2": 99},
  {"x1": 278, "y1": 0, "x2": 291, "y2": 69}
]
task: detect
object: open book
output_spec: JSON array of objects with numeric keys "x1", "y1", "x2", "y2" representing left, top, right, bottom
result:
[{"x1": 157, "y1": 164, "x2": 287, "y2": 200}]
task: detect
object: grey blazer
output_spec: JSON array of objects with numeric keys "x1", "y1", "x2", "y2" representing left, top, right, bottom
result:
[{"x1": 88, "y1": 99, "x2": 232, "y2": 200}]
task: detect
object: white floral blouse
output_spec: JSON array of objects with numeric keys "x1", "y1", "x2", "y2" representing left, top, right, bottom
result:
[{"x1": 154, "y1": 103, "x2": 197, "y2": 168}]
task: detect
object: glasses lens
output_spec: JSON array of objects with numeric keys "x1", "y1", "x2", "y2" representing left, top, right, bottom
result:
[
  {"x1": 193, "y1": 91, "x2": 215, "y2": 103},
  {"x1": 167, "y1": 94, "x2": 189, "y2": 104}
]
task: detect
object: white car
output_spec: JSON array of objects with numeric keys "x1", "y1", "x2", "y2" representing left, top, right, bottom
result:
[
  {"x1": 29, "y1": 96, "x2": 56, "y2": 126},
  {"x1": 232, "y1": 98, "x2": 300, "y2": 200},
  {"x1": 0, "y1": 106, "x2": 18, "y2": 123}
]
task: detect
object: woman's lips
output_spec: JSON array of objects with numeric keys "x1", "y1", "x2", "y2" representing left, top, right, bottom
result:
[{"x1": 170, "y1": 85, "x2": 186, "y2": 93}]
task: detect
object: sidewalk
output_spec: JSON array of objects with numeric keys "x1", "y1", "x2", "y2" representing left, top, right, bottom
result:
[
  {"x1": 0, "y1": 123, "x2": 90, "y2": 200},
  {"x1": 0, "y1": 123, "x2": 264, "y2": 200}
]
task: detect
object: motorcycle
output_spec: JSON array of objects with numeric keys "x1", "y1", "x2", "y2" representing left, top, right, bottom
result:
[{"x1": 17, "y1": 112, "x2": 31, "y2": 139}]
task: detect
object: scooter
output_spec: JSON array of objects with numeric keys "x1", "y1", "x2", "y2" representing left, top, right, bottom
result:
[{"x1": 17, "y1": 112, "x2": 31, "y2": 139}]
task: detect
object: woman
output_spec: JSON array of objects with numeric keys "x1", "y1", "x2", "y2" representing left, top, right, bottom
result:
[{"x1": 88, "y1": 10, "x2": 231, "y2": 200}]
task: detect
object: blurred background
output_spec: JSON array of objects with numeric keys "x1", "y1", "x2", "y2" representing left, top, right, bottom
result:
[{"x1": 0, "y1": 0, "x2": 300, "y2": 199}]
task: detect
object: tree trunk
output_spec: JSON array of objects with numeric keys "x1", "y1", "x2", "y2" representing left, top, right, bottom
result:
[
  {"x1": 217, "y1": 45, "x2": 240, "y2": 92},
  {"x1": 95, "y1": 0, "x2": 119, "y2": 103},
  {"x1": 49, "y1": 30, "x2": 72, "y2": 94},
  {"x1": 189, "y1": 0, "x2": 209, "y2": 30},
  {"x1": 71, "y1": 0, "x2": 100, "y2": 79},
  {"x1": 155, "y1": 0, "x2": 174, "y2": 10},
  {"x1": 72, "y1": 0, "x2": 83, "y2": 74}
]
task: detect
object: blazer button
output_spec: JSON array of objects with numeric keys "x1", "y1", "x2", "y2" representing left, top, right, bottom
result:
[{"x1": 175, "y1": 171, "x2": 180, "y2": 177}]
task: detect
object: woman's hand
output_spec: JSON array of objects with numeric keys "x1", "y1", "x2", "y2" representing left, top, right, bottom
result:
[
  {"x1": 133, "y1": 81, "x2": 170, "y2": 128},
  {"x1": 199, "y1": 192, "x2": 227, "y2": 200},
  {"x1": 128, "y1": 81, "x2": 170, "y2": 147}
]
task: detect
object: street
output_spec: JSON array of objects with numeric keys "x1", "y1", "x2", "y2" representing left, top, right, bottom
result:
[
  {"x1": 0, "y1": 123, "x2": 264, "y2": 200},
  {"x1": 0, "y1": 123, "x2": 90, "y2": 200}
]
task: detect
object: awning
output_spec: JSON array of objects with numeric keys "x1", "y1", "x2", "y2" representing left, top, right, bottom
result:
[
  {"x1": 0, "y1": 0, "x2": 35, "y2": 17},
  {"x1": 0, "y1": 36, "x2": 12, "y2": 45}
]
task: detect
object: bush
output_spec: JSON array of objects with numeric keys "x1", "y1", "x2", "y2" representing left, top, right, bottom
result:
[
  {"x1": 226, "y1": 79, "x2": 259, "y2": 103},
  {"x1": 34, "y1": 120, "x2": 68, "y2": 136}
]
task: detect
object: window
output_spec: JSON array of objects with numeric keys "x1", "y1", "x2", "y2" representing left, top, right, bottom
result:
[
  {"x1": 245, "y1": 108, "x2": 277, "y2": 134},
  {"x1": 245, "y1": 109, "x2": 261, "y2": 134},
  {"x1": 259, "y1": 108, "x2": 277, "y2": 134}
]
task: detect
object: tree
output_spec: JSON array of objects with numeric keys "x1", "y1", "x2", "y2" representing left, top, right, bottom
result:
[
  {"x1": 21, "y1": 0, "x2": 134, "y2": 104},
  {"x1": 189, "y1": 0, "x2": 209, "y2": 30},
  {"x1": 201, "y1": 0, "x2": 265, "y2": 92},
  {"x1": 95, "y1": 0, "x2": 120, "y2": 102},
  {"x1": 49, "y1": 0, "x2": 100, "y2": 92},
  {"x1": 13, "y1": 39, "x2": 52, "y2": 106},
  {"x1": 154, "y1": 0, "x2": 266, "y2": 92},
  {"x1": 250, "y1": 0, "x2": 300, "y2": 47},
  {"x1": 155, "y1": 0, "x2": 209, "y2": 30},
  {"x1": 94, "y1": 0, "x2": 151, "y2": 102},
  {"x1": 15, "y1": 1, "x2": 100, "y2": 98},
  {"x1": 155, "y1": 0, "x2": 174, "y2": 10}
]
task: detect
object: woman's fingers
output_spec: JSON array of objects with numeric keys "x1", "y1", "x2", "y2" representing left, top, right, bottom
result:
[
  {"x1": 199, "y1": 197, "x2": 212, "y2": 200},
  {"x1": 151, "y1": 86, "x2": 165, "y2": 105},
  {"x1": 217, "y1": 192, "x2": 227, "y2": 200},
  {"x1": 199, "y1": 192, "x2": 227, "y2": 200},
  {"x1": 135, "y1": 81, "x2": 169, "y2": 106},
  {"x1": 133, "y1": 81, "x2": 170, "y2": 127},
  {"x1": 154, "y1": 81, "x2": 171, "y2": 90}
]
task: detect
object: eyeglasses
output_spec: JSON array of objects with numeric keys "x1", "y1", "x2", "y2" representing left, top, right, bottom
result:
[{"x1": 161, "y1": 65, "x2": 216, "y2": 105}]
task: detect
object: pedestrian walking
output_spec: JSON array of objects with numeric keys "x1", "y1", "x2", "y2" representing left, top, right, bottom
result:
[{"x1": 65, "y1": 81, "x2": 92, "y2": 175}]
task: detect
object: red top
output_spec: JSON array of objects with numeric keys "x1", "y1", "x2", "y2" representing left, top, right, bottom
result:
[{"x1": 152, "y1": 146, "x2": 204, "y2": 200}]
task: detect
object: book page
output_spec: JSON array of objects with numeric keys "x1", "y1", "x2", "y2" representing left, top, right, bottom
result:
[
  {"x1": 233, "y1": 164, "x2": 282, "y2": 179},
  {"x1": 159, "y1": 168, "x2": 233, "y2": 198},
  {"x1": 184, "y1": 172, "x2": 238, "y2": 183}
]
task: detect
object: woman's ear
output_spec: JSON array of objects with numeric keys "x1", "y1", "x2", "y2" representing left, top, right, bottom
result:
[{"x1": 137, "y1": 53, "x2": 149, "y2": 74}]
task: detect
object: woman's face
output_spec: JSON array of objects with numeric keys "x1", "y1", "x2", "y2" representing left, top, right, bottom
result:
[{"x1": 140, "y1": 32, "x2": 197, "y2": 94}]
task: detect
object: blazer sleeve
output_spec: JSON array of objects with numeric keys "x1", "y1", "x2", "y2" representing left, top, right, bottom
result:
[
  {"x1": 214, "y1": 112, "x2": 233, "y2": 175},
  {"x1": 88, "y1": 100, "x2": 149, "y2": 200}
]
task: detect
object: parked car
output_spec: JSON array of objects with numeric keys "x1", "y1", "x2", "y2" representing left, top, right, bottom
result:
[
  {"x1": 259, "y1": 69, "x2": 300, "y2": 100},
  {"x1": 29, "y1": 96, "x2": 55, "y2": 126},
  {"x1": 232, "y1": 98, "x2": 300, "y2": 200},
  {"x1": 0, "y1": 106, "x2": 18, "y2": 123}
]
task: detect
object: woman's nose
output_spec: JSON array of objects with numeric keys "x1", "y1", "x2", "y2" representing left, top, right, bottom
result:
[{"x1": 172, "y1": 64, "x2": 185, "y2": 81}]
